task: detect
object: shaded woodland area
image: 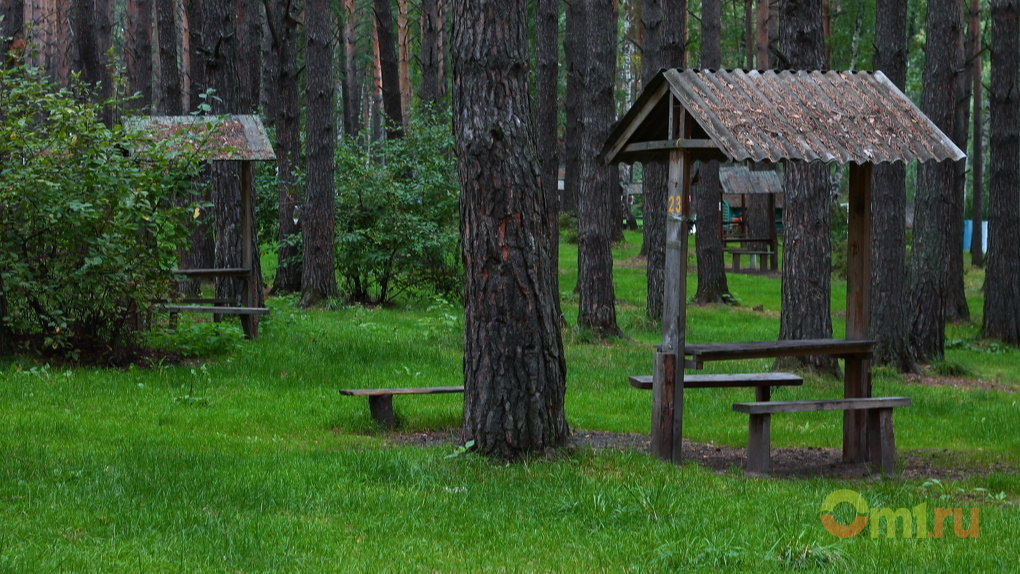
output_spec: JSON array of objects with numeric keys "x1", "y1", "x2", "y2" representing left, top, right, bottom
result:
[{"x1": 3, "y1": 0, "x2": 1020, "y2": 457}]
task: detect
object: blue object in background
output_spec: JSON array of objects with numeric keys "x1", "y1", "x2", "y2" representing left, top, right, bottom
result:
[{"x1": 962, "y1": 221, "x2": 988, "y2": 253}]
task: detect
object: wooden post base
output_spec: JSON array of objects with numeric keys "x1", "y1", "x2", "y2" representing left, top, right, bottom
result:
[{"x1": 368, "y1": 395, "x2": 395, "y2": 429}]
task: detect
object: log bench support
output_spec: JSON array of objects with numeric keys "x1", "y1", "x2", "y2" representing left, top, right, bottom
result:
[
  {"x1": 732, "y1": 397, "x2": 910, "y2": 475},
  {"x1": 339, "y1": 386, "x2": 464, "y2": 429}
]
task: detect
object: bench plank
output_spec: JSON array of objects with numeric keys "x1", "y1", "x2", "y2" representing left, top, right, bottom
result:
[
  {"x1": 733, "y1": 397, "x2": 910, "y2": 415},
  {"x1": 629, "y1": 372, "x2": 803, "y2": 390},
  {"x1": 156, "y1": 305, "x2": 270, "y2": 315},
  {"x1": 686, "y1": 339, "x2": 874, "y2": 365},
  {"x1": 339, "y1": 386, "x2": 464, "y2": 397}
]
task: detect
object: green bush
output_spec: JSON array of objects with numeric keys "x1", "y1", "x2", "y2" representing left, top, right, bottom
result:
[
  {"x1": 333, "y1": 113, "x2": 461, "y2": 304},
  {"x1": 0, "y1": 64, "x2": 207, "y2": 357}
]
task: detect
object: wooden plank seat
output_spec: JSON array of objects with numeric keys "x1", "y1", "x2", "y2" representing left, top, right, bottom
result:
[
  {"x1": 339, "y1": 386, "x2": 464, "y2": 429},
  {"x1": 732, "y1": 397, "x2": 911, "y2": 475},
  {"x1": 155, "y1": 305, "x2": 270, "y2": 315},
  {"x1": 685, "y1": 339, "x2": 874, "y2": 368},
  {"x1": 629, "y1": 372, "x2": 802, "y2": 401}
]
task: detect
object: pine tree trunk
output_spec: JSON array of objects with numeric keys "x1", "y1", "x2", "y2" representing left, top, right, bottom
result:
[
  {"x1": 577, "y1": 0, "x2": 622, "y2": 337},
  {"x1": 778, "y1": 0, "x2": 838, "y2": 375},
  {"x1": 203, "y1": 0, "x2": 260, "y2": 306},
  {"x1": 640, "y1": 0, "x2": 686, "y2": 321},
  {"x1": 946, "y1": 0, "x2": 973, "y2": 323},
  {"x1": 266, "y1": 0, "x2": 302, "y2": 294},
  {"x1": 562, "y1": 3, "x2": 580, "y2": 215},
  {"x1": 452, "y1": 0, "x2": 568, "y2": 459},
  {"x1": 396, "y1": 0, "x2": 412, "y2": 127},
  {"x1": 535, "y1": 0, "x2": 561, "y2": 318},
  {"x1": 236, "y1": 0, "x2": 262, "y2": 114},
  {"x1": 1, "y1": 0, "x2": 24, "y2": 63},
  {"x1": 341, "y1": 0, "x2": 362, "y2": 136},
  {"x1": 72, "y1": 0, "x2": 114, "y2": 123},
  {"x1": 982, "y1": 0, "x2": 1020, "y2": 343},
  {"x1": 125, "y1": 0, "x2": 154, "y2": 110},
  {"x1": 870, "y1": 0, "x2": 917, "y2": 372},
  {"x1": 969, "y1": 0, "x2": 985, "y2": 268},
  {"x1": 693, "y1": 0, "x2": 731, "y2": 305},
  {"x1": 301, "y1": 0, "x2": 339, "y2": 306},
  {"x1": 373, "y1": 0, "x2": 404, "y2": 139},
  {"x1": 907, "y1": 0, "x2": 964, "y2": 362},
  {"x1": 156, "y1": 0, "x2": 183, "y2": 115},
  {"x1": 420, "y1": 0, "x2": 445, "y2": 108}
]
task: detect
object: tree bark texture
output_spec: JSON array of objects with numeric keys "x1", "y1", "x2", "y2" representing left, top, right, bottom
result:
[
  {"x1": 420, "y1": 0, "x2": 446, "y2": 108},
  {"x1": 1, "y1": 0, "x2": 24, "y2": 63},
  {"x1": 342, "y1": 0, "x2": 362, "y2": 136},
  {"x1": 179, "y1": 0, "x2": 215, "y2": 293},
  {"x1": 301, "y1": 0, "x2": 339, "y2": 306},
  {"x1": 778, "y1": 0, "x2": 838, "y2": 375},
  {"x1": 535, "y1": 0, "x2": 561, "y2": 317},
  {"x1": 373, "y1": 0, "x2": 404, "y2": 139},
  {"x1": 72, "y1": 0, "x2": 113, "y2": 123},
  {"x1": 969, "y1": 0, "x2": 985, "y2": 268},
  {"x1": 156, "y1": 0, "x2": 183, "y2": 115},
  {"x1": 236, "y1": 0, "x2": 262, "y2": 114},
  {"x1": 640, "y1": 0, "x2": 686, "y2": 321},
  {"x1": 946, "y1": 0, "x2": 972, "y2": 323},
  {"x1": 125, "y1": 0, "x2": 154, "y2": 110},
  {"x1": 562, "y1": 2, "x2": 581, "y2": 215},
  {"x1": 907, "y1": 0, "x2": 964, "y2": 362},
  {"x1": 693, "y1": 0, "x2": 731, "y2": 304},
  {"x1": 452, "y1": 0, "x2": 568, "y2": 459},
  {"x1": 265, "y1": 0, "x2": 302, "y2": 293},
  {"x1": 869, "y1": 0, "x2": 916, "y2": 372},
  {"x1": 982, "y1": 0, "x2": 1020, "y2": 343},
  {"x1": 576, "y1": 0, "x2": 623, "y2": 337},
  {"x1": 396, "y1": 0, "x2": 412, "y2": 127},
  {"x1": 203, "y1": 0, "x2": 263, "y2": 306}
]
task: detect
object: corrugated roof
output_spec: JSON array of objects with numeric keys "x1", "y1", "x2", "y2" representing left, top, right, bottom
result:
[
  {"x1": 719, "y1": 165, "x2": 784, "y2": 195},
  {"x1": 601, "y1": 69, "x2": 965, "y2": 165},
  {"x1": 125, "y1": 115, "x2": 276, "y2": 161}
]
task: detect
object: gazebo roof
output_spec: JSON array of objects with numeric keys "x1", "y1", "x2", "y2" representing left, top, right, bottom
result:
[
  {"x1": 125, "y1": 115, "x2": 276, "y2": 161},
  {"x1": 600, "y1": 69, "x2": 965, "y2": 166},
  {"x1": 719, "y1": 165, "x2": 784, "y2": 196}
]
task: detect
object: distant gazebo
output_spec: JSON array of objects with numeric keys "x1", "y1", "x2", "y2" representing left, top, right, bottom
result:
[
  {"x1": 127, "y1": 115, "x2": 275, "y2": 339},
  {"x1": 600, "y1": 69, "x2": 963, "y2": 469}
]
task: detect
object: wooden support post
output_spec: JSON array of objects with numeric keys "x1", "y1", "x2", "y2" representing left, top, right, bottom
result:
[
  {"x1": 240, "y1": 161, "x2": 259, "y2": 339},
  {"x1": 651, "y1": 146, "x2": 691, "y2": 463},
  {"x1": 844, "y1": 163, "x2": 873, "y2": 463},
  {"x1": 755, "y1": 384, "x2": 771, "y2": 402},
  {"x1": 867, "y1": 408, "x2": 897, "y2": 475},
  {"x1": 650, "y1": 350, "x2": 676, "y2": 459},
  {"x1": 368, "y1": 395, "x2": 395, "y2": 429},
  {"x1": 768, "y1": 192, "x2": 778, "y2": 270},
  {"x1": 747, "y1": 413, "x2": 771, "y2": 473}
]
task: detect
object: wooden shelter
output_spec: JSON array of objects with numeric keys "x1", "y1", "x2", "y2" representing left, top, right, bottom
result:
[
  {"x1": 127, "y1": 115, "x2": 276, "y2": 339},
  {"x1": 600, "y1": 69, "x2": 964, "y2": 466},
  {"x1": 717, "y1": 165, "x2": 784, "y2": 272}
]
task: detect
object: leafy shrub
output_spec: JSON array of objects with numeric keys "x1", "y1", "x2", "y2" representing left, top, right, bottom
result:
[
  {"x1": 333, "y1": 113, "x2": 461, "y2": 304},
  {"x1": 0, "y1": 63, "x2": 207, "y2": 357}
]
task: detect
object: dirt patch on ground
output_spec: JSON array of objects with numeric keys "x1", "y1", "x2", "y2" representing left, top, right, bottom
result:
[
  {"x1": 383, "y1": 429, "x2": 1015, "y2": 480},
  {"x1": 903, "y1": 374, "x2": 1017, "y2": 393}
]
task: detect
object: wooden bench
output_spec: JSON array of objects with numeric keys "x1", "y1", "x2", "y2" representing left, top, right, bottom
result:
[
  {"x1": 724, "y1": 249, "x2": 775, "y2": 272},
  {"x1": 732, "y1": 397, "x2": 911, "y2": 475},
  {"x1": 339, "y1": 386, "x2": 463, "y2": 429},
  {"x1": 629, "y1": 372, "x2": 803, "y2": 401}
]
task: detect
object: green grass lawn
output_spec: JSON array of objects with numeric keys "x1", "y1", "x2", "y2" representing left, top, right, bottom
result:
[{"x1": 2, "y1": 231, "x2": 1018, "y2": 572}]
